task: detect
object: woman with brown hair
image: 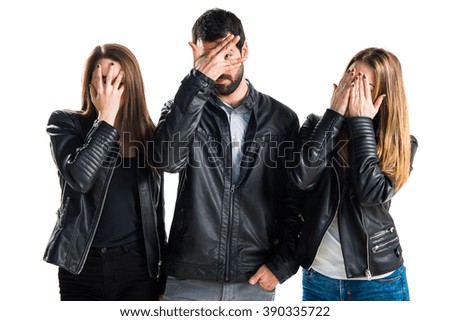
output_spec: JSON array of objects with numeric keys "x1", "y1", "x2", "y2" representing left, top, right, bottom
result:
[
  {"x1": 290, "y1": 48, "x2": 418, "y2": 300},
  {"x1": 43, "y1": 44, "x2": 165, "y2": 300}
]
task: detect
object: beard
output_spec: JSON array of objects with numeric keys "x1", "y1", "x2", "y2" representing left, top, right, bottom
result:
[{"x1": 214, "y1": 64, "x2": 244, "y2": 96}]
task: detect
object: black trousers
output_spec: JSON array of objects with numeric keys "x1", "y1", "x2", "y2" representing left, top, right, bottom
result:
[{"x1": 58, "y1": 240, "x2": 159, "y2": 301}]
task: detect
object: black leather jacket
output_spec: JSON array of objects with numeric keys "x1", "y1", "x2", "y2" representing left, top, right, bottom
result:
[
  {"x1": 43, "y1": 110, "x2": 165, "y2": 278},
  {"x1": 290, "y1": 111, "x2": 418, "y2": 278},
  {"x1": 151, "y1": 69, "x2": 302, "y2": 283}
]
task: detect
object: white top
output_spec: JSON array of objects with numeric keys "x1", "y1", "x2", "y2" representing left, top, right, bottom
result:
[{"x1": 311, "y1": 214, "x2": 393, "y2": 280}]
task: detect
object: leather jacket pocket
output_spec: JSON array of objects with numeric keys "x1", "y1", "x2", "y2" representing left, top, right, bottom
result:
[{"x1": 370, "y1": 227, "x2": 399, "y2": 253}]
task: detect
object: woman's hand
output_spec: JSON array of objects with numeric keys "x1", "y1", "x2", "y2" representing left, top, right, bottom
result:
[
  {"x1": 330, "y1": 68, "x2": 355, "y2": 116},
  {"x1": 89, "y1": 63, "x2": 124, "y2": 126},
  {"x1": 348, "y1": 73, "x2": 385, "y2": 119}
]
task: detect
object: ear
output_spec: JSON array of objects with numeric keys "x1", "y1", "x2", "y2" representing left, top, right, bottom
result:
[
  {"x1": 188, "y1": 42, "x2": 201, "y2": 62},
  {"x1": 241, "y1": 41, "x2": 249, "y2": 59}
]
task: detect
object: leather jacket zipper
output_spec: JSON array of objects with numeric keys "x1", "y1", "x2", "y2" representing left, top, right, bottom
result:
[
  {"x1": 370, "y1": 227, "x2": 397, "y2": 255},
  {"x1": 153, "y1": 179, "x2": 163, "y2": 280},
  {"x1": 370, "y1": 227, "x2": 395, "y2": 240},
  {"x1": 225, "y1": 184, "x2": 235, "y2": 282},
  {"x1": 78, "y1": 166, "x2": 116, "y2": 273},
  {"x1": 359, "y1": 205, "x2": 372, "y2": 280},
  {"x1": 223, "y1": 105, "x2": 236, "y2": 282},
  {"x1": 154, "y1": 215, "x2": 162, "y2": 279},
  {"x1": 309, "y1": 166, "x2": 342, "y2": 269},
  {"x1": 372, "y1": 237, "x2": 399, "y2": 253}
]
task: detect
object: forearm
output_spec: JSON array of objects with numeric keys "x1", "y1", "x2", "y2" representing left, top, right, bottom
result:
[
  {"x1": 48, "y1": 112, "x2": 120, "y2": 193},
  {"x1": 151, "y1": 69, "x2": 214, "y2": 171},
  {"x1": 347, "y1": 116, "x2": 395, "y2": 204},
  {"x1": 266, "y1": 182, "x2": 303, "y2": 283},
  {"x1": 289, "y1": 109, "x2": 345, "y2": 190}
]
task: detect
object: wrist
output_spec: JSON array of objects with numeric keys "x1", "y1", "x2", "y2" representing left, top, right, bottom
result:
[
  {"x1": 330, "y1": 105, "x2": 346, "y2": 116},
  {"x1": 97, "y1": 112, "x2": 116, "y2": 126}
]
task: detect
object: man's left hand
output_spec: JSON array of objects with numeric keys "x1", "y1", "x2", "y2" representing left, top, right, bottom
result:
[{"x1": 249, "y1": 264, "x2": 279, "y2": 291}]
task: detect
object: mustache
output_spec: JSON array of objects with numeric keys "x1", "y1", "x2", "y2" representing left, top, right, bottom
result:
[{"x1": 217, "y1": 74, "x2": 232, "y2": 81}]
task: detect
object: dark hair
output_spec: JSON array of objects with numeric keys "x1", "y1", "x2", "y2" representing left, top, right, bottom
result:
[
  {"x1": 192, "y1": 8, "x2": 246, "y2": 51},
  {"x1": 81, "y1": 43, "x2": 155, "y2": 152}
]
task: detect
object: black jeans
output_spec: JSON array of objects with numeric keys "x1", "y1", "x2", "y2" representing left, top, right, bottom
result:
[{"x1": 58, "y1": 240, "x2": 159, "y2": 300}]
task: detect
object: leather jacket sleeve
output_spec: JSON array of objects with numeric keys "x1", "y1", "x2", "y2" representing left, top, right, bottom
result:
[
  {"x1": 290, "y1": 109, "x2": 345, "y2": 190},
  {"x1": 266, "y1": 180, "x2": 303, "y2": 283},
  {"x1": 346, "y1": 117, "x2": 418, "y2": 205},
  {"x1": 47, "y1": 110, "x2": 120, "y2": 193},
  {"x1": 151, "y1": 69, "x2": 215, "y2": 172}
]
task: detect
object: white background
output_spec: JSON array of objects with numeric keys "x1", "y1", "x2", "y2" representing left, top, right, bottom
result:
[{"x1": 0, "y1": 0, "x2": 448, "y2": 320}]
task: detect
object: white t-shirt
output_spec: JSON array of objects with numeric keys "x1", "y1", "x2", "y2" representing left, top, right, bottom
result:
[{"x1": 311, "y1": 214, "x2": 393, "y2": 280}]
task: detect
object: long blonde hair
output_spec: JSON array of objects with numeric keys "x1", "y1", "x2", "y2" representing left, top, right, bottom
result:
[{"x1": 347, "y1": 48, "x2": 411, "y2": 191}]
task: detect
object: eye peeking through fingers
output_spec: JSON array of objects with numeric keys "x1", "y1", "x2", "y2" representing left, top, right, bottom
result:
[{"x1": 224, "y1": 53, "x2": 232, "y2": 60}]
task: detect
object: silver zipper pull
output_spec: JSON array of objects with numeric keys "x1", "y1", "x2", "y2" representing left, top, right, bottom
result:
[
  {"x1": 157, "y1": 260, "x2": 162, "y2": 280},
  {"x1": 365, "y1": 269, "x2": 372, "y2": 280}
]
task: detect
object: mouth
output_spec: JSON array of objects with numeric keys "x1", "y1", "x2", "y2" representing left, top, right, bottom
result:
[
  {"x1": 216, "y1": 79, "x2": 230, "y2": 85},
  {"x1": 216, "y1": 75, "x2": 232, "y2": 83}
]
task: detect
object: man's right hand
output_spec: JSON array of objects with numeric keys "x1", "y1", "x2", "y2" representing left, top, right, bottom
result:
[{"x1": 188, "y1": 34, "x2": 247, "y2": 81}]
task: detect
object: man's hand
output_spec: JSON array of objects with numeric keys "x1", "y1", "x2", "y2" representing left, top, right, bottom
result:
[
  {"x1": 188, "y1": 34, "x2": 246, "y2": 81},
  {"x1": 249, "y1": 264, "x2": 279, "y2": 291}
]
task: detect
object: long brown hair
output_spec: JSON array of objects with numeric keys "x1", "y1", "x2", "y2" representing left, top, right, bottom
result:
[
  {"x1": 347, "y1": 48, "x2": 411, "y2": 191},
  {"x1": 81, "y1": 43, "x2": 155, "y2": 153}
]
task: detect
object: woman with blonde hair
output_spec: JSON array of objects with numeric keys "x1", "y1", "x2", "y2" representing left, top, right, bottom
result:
[
  {"x1": 44, "y1": 44, "x2": 165, "y2": 300},
  {"x1": 290, "y1": 48, "x2": 418, "y2": 300}
]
